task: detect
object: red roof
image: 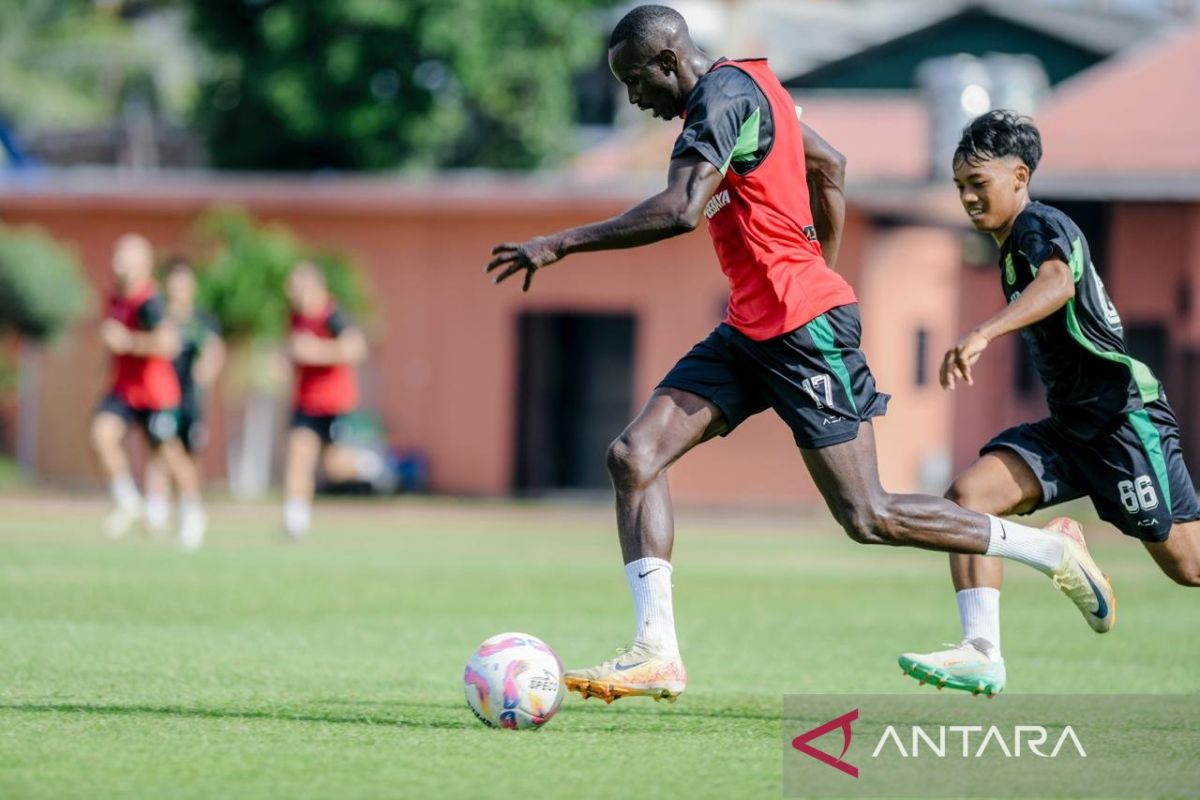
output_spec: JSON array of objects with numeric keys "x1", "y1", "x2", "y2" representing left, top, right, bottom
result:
[{"x1": 1037, "y1": 25, "x2": 1200, "y2": 176}]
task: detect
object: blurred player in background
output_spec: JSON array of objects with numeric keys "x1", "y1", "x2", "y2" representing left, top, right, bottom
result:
[
  {"x1": 488, "y1": 5, "x2": 1115, "y2": 704},
  {"x1": 143, "y1": 258, "x2": 225, "y2": 537},
  {"x1": 90, "y1": 234, "x2": 207, "y2": 549},
  {"x1": 282, "y1": 261, "x2": 367, "y2": 539},
  {"x1": 898, "y1": 111, "x2": 1200, "y2": 696}
]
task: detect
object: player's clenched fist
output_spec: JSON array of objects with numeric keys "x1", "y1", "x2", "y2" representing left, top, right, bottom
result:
[{"x1": 940, "y1": 330, "x2": 989, "y2": 390}]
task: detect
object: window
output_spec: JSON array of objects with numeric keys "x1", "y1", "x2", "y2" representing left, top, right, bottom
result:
[{"x1": 915, "y1": 328, "x2": 929, "y2": 386}]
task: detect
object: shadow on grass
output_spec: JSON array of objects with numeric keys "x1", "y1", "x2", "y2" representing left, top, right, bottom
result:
[
  {"x1": 0, "y1": 698, "x2": 783, "y2": 729},
  {"x1": 0, "y1": 700, "x2": 472, "y2": 730}
]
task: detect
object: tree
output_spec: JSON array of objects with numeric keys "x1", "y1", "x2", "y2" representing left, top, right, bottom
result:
[
  {"x1": 188, "y1": 0, "x2": 618, "y2": 171},
  {"x1": 0, "y1": 222, "x2": 90, "y2": 472},
  {"x1": 0, "y1": 0, "x2": 163, "y2": 131},
  {"x1": 0, "y1": 223, "x2": 90, "y2": 340},
  {"x1": 193, "y1": 208, "x2": 367, "y2": 341}
]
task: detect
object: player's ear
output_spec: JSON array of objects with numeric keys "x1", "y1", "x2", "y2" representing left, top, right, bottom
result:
[
  {"x1": 1013, "y1": 162, "x2": 1030, "y2": 192},
  {"x1": 655, "y1": 48, "x2": 678, "y2": 75}
]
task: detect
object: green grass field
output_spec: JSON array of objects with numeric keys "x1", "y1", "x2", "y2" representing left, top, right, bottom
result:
[{"x1": 1, "y1": 495, "x2": 1197, "y2": 799}]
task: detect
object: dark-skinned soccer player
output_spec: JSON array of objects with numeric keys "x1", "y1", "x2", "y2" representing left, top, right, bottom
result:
[{"x1": 488, "y1": 7, "x2": 1113, "y2": 703}]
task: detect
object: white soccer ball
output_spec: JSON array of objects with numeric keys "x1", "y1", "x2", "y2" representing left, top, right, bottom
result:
[{"x1": 463, "y1": 632, "x2": 564, "y2": 730}]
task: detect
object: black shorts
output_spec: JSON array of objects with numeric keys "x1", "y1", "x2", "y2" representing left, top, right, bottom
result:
[
  {"x1": 96, "y1": 393, "x2": 179, "y2": 446},
  {"x1": 178, "y1": 407, "x2": 207, "y2": 454},
  {"x1": 982, "y1": 397, "x2": 1200, "y2": 542},
  {"x1": 292, "y1": 410, "x2": 350, "y2": 445},
  {"x1": 658, "y1": 304, "x2": 890, "y2": 449}
]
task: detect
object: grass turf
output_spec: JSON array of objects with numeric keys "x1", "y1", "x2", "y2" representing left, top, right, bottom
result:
[{"x1": 0, "y1": 495, "x2": 1196, "y2": 798}]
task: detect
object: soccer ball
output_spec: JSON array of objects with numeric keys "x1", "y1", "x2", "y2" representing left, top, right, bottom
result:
[{"x1": 463, "y1": 632, "x2": 564, "y2": 730}]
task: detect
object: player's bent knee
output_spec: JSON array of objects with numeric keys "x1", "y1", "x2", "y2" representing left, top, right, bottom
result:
[
  {"x1": 605, "y1": 435, "x2": 659, "y2": 490},
  {"x1": 1169, "y1": 567, "x2": 1200, "y2": 588},
  {"x1": 840, "y1": 496, "x2": 899, "y2": 546},
  {"x1": 944, "y1": 479, "x2": 994, "y2": 514}
]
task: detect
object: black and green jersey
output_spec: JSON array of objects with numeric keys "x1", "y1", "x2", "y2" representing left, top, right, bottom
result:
[
  {"x1": 999, "y1": 201, "x2": 1160, "y2": 438},
  {"x1": 172, "y1": 310, "x2": 220, "y2": 416},
  {"x1": 671, "y1": 58, "x2": 775, "y2": 175}
]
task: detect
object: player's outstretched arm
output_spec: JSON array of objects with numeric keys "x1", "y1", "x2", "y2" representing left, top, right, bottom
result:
[
  {"x1": 487, "y1": 152, "x2": 723, "y2": 292},
  {"x1": 802, "y1": 124, "x2": 848, "y2": 269},
  {"x1": 941, "y1": 257, "x2": 1074, "y2": 389}
]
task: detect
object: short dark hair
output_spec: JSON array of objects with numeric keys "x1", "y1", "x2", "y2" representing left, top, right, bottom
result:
[
  {"x1": 609, "y1": 4, "x2": 685, "y2": 50},
  {"x1": 162, "y1": 255, "x2": 193, "y2": 277},
  {"x1": 953, "y1": 110, "x2": 1042, "y2": 173}
]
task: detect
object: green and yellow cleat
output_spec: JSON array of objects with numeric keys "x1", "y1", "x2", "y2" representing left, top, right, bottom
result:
[{"x1": 898, "y1": 639, "x2": 1006, "y2": 697}]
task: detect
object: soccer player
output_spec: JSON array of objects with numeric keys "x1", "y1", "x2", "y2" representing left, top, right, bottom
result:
[
  {"x1": 487, "y1": 5, "x2": 1116, "y2": 703},
  {"x1": 898, "y1": 111, "x2": 1200, "y2": 696},
  {"x1": 90, "y1": 234, "x2": 207, "y2": 548},
  {"x1": 143, "y1": 258, "x2": 225, "y2": 537},
  {"x1": 281, "y1": 261, "x2": 367, "y2": 539}
]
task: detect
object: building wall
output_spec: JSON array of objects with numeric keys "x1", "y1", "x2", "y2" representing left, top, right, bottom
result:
[
  {"x1": 858, "y1": 225, "x2": 961, "y2": 493},
  {"x1": 2, "y1": 185, "x2": 927, "y2": 506}
]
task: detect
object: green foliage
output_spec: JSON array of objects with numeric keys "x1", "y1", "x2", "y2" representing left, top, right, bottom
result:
[
  {"x1": 0, "y1": 223, "x2": 90, "y2": 340},
  {"x1": 188, "y1": 0, "x2": 617, "y2": 171},
  {"x1": 192, "y1": 208, "x2": 369, "y2": 341},
  {"x1": 0, "y1": 0, "x2": 159, "y2": 129}
]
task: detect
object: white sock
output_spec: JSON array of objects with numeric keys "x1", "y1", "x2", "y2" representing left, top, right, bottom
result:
[
  {"x1": 144, "y1": 494, "x2": 170, "y2": 530},
  {"x1": 625, "y1": 557, "x2": 679, "y2": 657},
  {"x1": 179, "y1": 493, "x2": 204, "y2": 518},
  {"x1": 110, "y1": 474, "x2": 141, "y2": 511},
  {"x1": 983, "y1": 515, "x2": 1064, "y2": 575},
  {"x1": 957, "y1": 587, "x2": 1001, "y2": 658},
  {"x1": 283, "y1": 498, "x2": 311, "y2": 537}
]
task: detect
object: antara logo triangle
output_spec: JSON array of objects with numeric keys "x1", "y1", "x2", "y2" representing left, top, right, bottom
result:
[{"x1": 791, "y1": 708, "x2": 859, "y2": 778}]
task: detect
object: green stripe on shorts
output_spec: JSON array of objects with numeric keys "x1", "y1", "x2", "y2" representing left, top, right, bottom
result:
[
  {"x1": 806, "y1": 314, "x2": 858, "y2": 415},
  {"x1": 1128, "y1": 408, "x2": 1172, "y2": 514}
]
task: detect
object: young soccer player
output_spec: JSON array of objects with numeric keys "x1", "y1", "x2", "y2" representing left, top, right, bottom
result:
[
  {"x1": 90, "y1": 234, "x2": 207, "y2": 548},
  {"x1": 487, "y1": 6, "x2": 1116, "y2": 704},
  {"x1": 898, "y1": 110, "x2": 1200, "y2": 696},
  {"x1": 281, "y1": 261, "x2": 367, "y2": 539},
  {"x1": 143, "y1": 259, "x2": 225, "y2": 536}
]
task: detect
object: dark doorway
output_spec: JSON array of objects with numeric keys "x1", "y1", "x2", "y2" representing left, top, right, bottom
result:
[{"x1": 514, "y1": 312, "x2": 636, "y2": 493}]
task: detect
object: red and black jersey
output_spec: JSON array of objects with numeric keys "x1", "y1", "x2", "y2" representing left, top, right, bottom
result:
[
  {"x1": 672, "y1": 58, "x2": 857, "y2": 341},
  {"x1": 107, "y1": 282, "x2": 181, "y2": 410},
  {"x1": 291, "y1": 303, "x2": 359, "y2": 416}
]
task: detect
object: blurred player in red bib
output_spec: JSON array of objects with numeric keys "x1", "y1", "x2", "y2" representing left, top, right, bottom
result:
[
  {"x1": 282, "y1": 261, "x2": 368, "y2": 539},
  {"x1": 90, "y1": 234, "x2": 207, "y2": 549}
]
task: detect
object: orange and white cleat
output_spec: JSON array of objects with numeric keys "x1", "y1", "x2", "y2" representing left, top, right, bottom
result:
[
  {"x1": 1045, "y1": 516, "x2": 1116, "y2": 633},
  {"x1": 563, "y1": 642, "x2": 686, "y2": 704}
]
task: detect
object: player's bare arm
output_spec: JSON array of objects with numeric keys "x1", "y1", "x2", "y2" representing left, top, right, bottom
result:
[
  {"x1": 802, "y1": 124, "x2": 848, "y2": 268},
  {"x1": 194, "y1": 333, "x2": 226, "y2": 390},
  {"x1": 941, "y1": 257, "x2": 1073, "y2": 390},
  {"x1": 486, "y1": 152, "x2": 723, "y2": 292},
  {"x1": 290, "y1": 327, "x2": 367, "y2": 367},
  {"x1": 101, "y1": 318, "x2": 180, "y2": 359}
]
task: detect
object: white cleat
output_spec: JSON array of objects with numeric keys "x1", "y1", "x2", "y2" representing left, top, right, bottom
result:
[
  {"x1": 178, "y1": 507, "x2": 207, "y2": 551},
  {"x1": 143, "y1": 497, "x2": 171, "y2": 538},
  {"x1": 102, "y1": 503, "x2": 142, "y2": 540},
  {"x1": 563, "y1": 641, "x2": 687, "y2": 704},
  {"x1": 898, "y1": 638, "x2": 1006, "y2": 696},
  {"x1": 1045, "y1": 517, "x2": 1116, "y2": 633}
]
